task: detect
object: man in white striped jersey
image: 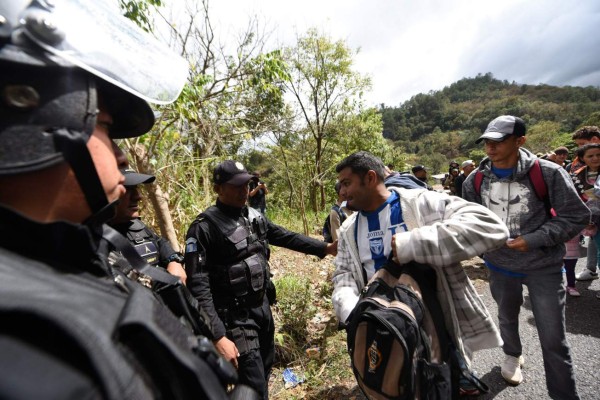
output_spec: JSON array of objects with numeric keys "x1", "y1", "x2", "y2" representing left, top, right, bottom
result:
[{"x1": 331, "y1": 151, "x2": 509, "y2": 392}]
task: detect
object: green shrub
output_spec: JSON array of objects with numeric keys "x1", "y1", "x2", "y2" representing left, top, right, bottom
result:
[{"x1": 273, "y1": 275, "x2": 316, "y2": 343}]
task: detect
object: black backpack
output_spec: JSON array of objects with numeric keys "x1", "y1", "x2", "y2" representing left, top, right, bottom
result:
[
  {"x1": 346, "y1": 261, "x2": 488, "y2": 400},
  {"x1": 323, "y1": 204, "x2": 346, "y2": 243}
]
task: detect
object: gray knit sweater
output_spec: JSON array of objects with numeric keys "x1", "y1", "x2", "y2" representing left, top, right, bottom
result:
[{"x1": 462, "y1": 148, "x2": 589, "y2": 274}]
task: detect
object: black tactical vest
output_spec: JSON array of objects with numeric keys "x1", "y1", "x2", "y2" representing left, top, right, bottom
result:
[
  {"x1": 201, "y1": 206, "x2": 270, "y2": 309},
  {"x1": 0, "y1": 247, "x2": 230, "y2": 399},
  {"x1": 124, "y1": 219, "x2": 160, "y2": 266}
]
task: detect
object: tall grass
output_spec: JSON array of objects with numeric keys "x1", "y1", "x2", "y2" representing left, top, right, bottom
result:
[{"x1": 267, "y1": 207, "x2": 331, "y2": 237}]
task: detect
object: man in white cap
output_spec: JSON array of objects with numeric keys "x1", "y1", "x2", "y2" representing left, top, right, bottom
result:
[
  {"x1": 454, "y1": 160, "x2": 476, "y2": 198},
  {"x1": 462, "y1": 115, "x2": 588, "y2": 399}
]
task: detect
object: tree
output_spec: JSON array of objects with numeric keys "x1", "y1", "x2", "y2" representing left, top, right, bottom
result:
[
  {"x1": 121, "y1": 0, "x2": 290, "y2": 246},
  {"x1": 282, "y1": 28, "x2": 372, "y2": 211},
  {"x1": 119, "y1": 0, "x2": 162, "y2": 32},
  {"x1": 524, "y1": 121, "x2": 563, "y2": 154},
  {"x1": 265, "y1": 107, "x2": 386, "y2": 235},
  {"x1": 582, "y1": 111, "x2": 600, "y2": 128}
]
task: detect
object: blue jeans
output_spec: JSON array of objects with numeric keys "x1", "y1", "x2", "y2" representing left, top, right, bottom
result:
[{"x1": 489, "y1": 270, "x2": 579, "y2": 400}]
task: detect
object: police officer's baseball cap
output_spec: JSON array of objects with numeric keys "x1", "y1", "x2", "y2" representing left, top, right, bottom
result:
[
  {"x1": 476, "y1": 115, "x2": 526, "y2": 144},
  {"x1": 411, "y1": 165, "x2": 427, "y2": 173},
  {"x1": 122, "y1": 168, "x2": 155, "y2": 187},
  {"x1": 213, "y1": 160, "x2": 258, "y2": 186}
]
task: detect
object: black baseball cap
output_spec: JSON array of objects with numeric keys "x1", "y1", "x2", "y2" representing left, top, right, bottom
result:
[
  {"x1": 476, "y1": 115, "x2": 526, "y2": 144},
  {"x1": 213, "y1": 160, "x2": 258, "y2": 185},
  {"x1": 121, "y1": 168, "x2": 155, "y2": 187},
  {"x1": 411, "y1": 165, "x2": 427, "y2": 173}
]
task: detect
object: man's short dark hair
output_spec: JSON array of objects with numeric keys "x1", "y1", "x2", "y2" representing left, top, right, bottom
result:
[
  {"x1": 336, "y1": 151, "x2": 386, "y2": 181},
  {"x1": 572, "y1": 126, "x2": 600, "y2": 141}
]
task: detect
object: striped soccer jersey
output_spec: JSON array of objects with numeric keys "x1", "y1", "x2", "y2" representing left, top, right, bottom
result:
[{"x1": 355, "y1": 191, "x2": 408, "y2": 280}]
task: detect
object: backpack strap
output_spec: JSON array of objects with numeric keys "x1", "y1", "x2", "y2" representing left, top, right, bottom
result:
[
  {"x1": 528, "y1": 159, "x2": 551, "y2": 215},
  {"x1": 528, "y1": 159, "x2": 547, "y2": 200},
  {"x1": 573, "y1": 165, "x2": 587, "y2": 176},
  {"x1": 473, "y1": 171, "x2": 484, "y2": 196},
  {"x1": 336, "y1": 205, "x2": 347, "y2": 224}
]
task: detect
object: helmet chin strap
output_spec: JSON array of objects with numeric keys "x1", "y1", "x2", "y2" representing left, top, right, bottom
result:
[{"x1": 52, "y1": 127, "x2": 117, "y2": 227}]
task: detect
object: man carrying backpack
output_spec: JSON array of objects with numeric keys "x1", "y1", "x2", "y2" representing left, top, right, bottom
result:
[
  {"x1": 332, "y1": 151, "x2": 509, "y2": 397},
  {"x1": 462, "y1": 115, "x2": 588, "y2": 400}
]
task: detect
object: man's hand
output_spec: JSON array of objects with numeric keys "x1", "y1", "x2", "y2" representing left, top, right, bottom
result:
[
  {"x1": 214, "y1": 336, "x2": 240, "y2": 369},
  {"x1": 506, "y1": 236, "x2": 529, "y2": 252},
  {"x1": 260, "y1": 182, "x2": 269, "y2": 194},
  {"x1": 166, "y1": 262, "x2": 187, "y2": 285},
  {"x1": 325, "y1": 240, "x2": 338, "y2": 256}
]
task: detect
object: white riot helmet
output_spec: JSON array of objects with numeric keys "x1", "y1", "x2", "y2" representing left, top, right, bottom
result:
[{"x1": 0, "y1": 0, "x2": 187, "y2": 224}]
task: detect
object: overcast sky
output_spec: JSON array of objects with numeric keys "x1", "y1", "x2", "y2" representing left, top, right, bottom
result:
[{"x1": 207, "y1": 0, "x2": 600, "y2": 107}]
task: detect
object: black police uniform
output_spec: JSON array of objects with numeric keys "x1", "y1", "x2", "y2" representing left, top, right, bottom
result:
[
  {"x1": 0, "y1": 205, "x2": 233, "y2": 399},
  {"x1": 185, "y1": 200, "x2": 328, "y2": 399},
  {"x1": 111, "y1": 218, "x2": 184, "y2": 267}
]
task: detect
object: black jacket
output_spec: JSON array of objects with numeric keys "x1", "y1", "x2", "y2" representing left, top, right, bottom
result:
[
  {"x1": 185, "y1": 200, "x2": 327, "y2": 339},
  {"x1": 0, "y1": 206, "x2": 229, "y2": 399}
]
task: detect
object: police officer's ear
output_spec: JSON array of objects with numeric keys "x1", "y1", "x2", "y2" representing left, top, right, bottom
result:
[
  {"x1": 517, "y1": 136, "x2": 527, "y2": 147},
  {"x1": 213, "y1": 184, "x2": 221, "y2": 195}
]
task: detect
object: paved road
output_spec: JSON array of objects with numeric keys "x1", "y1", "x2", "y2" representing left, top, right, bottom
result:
[{"x1": 470, "y1": 254, "x2": 600, "y2": 400}]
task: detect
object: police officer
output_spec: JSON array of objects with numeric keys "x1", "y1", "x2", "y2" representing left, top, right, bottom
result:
[
  {"x1": 185, "y1": 160, "x2": 338, "y2": 399},
  {"x1": 0, "y1": 1, "x2": 247, "y2": 398},
  {"x1": 110, "y1": 168, "x2": 187, "y2": 284}
]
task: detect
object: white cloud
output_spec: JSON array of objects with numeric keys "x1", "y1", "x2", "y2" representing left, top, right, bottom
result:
[{"x1": 206, "y1": 0, "x2": 600, "y2": 106}]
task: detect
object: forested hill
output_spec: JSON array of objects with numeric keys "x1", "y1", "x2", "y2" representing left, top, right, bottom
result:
[{"x1": 379, "y1": 73, "x2": 600, "y2": 160}]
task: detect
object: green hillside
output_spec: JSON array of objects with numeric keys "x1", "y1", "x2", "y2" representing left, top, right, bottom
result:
[{"x1": 379, "y1": 73, "x2": 600, "y2": 171}]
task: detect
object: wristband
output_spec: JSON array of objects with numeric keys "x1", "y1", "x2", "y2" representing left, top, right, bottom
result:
[{"x1": 166, "y1": 253, "x2": 184, "y2": 263}]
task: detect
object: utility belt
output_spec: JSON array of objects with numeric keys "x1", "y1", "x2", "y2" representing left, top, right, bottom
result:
[
  {"x1": 214, "y1": 290, "x2": 266, "y2": 311},
  {"x1": 213, "y1": 280, "x2": 276, "y2": 312}
]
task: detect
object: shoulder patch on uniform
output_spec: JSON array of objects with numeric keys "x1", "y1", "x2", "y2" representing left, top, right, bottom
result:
[{"x1": 185, "y1": 237, "x2": 198, "y2": 253}]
